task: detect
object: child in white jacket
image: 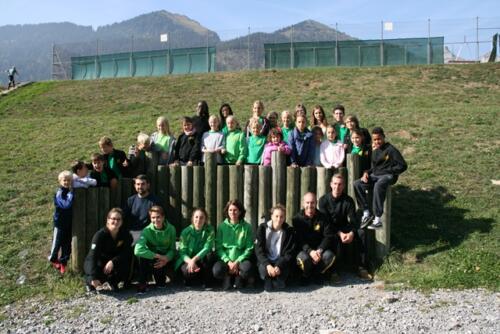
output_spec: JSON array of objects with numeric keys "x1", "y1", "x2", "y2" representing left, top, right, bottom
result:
[{"x1": 320, "y1": 125, "x2": 345, "y2": 169}]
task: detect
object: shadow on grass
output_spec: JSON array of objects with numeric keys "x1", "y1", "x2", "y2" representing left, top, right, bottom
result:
[{"x1": 391, "y1": 185, "x2": 493, "y2": 260}]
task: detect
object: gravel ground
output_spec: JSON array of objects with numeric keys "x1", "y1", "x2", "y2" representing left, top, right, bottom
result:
[{"x1": 1, "y1": 276, "x2": 498, "y2": 334}]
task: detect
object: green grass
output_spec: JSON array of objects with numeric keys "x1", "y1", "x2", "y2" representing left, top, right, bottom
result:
[{"x1": 0, "y1": 64, "x2": 499, "y2": 305}]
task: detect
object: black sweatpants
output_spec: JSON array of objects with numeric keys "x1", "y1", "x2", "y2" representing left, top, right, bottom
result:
[
  {"x1": 333, "y1": 228, "x2": 367, "y2": 269},
  {"x1": 137, "y1": 257, "x2": 174, "y2": 286},
  {"x1": 296, "y1": 249, "x2": 335, "y2": 277},
  {"x1": 84, "y1": 259, "x2": 130, "y2": 288},
  {"x1": 257, "y1": 261, "x2": 290, "y2": 285},
  {"x1": 212, "y1": 260, "x2": 253, "y2": 280},
  {"x1": 180, "y1": 252, "x2": 216, "y2": 284},
  {"x1": 48, "y1": 227, "x2": 71, "y2": 265},
  {"x1": 354, "y1": 174, "x2": 395, "y2": 217}
]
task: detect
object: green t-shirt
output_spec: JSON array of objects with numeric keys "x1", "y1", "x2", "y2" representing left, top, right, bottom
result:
[
  {"x1": 246, "y1": 134, "x2": 266, "y2": 164},
  {"x1": 351, "y1": 145, "x2": 362, "y2": 155},
  {"x1": 335, "y1": 123, "x2": 348, "y2": 142},
  {"x1": 155, "y1": 133, "x2": 171, "y2": 152},
  {"x1": 281, "y1": 125, "x2": 294, "y2": 143}
]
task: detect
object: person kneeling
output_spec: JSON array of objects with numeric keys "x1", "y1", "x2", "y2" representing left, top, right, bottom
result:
[
  {"x1": 255, "y1": 205, "x2": 295, "y2": 291},
  {"x1": 134, "y1": 206, "x2": 176, "y2": 293}
]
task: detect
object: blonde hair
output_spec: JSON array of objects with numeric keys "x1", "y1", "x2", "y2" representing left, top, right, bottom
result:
[
  {"x1": 98, "y1": 136, "x2": 113, "y2": 147},
  {"x1": 156, "y1": 116, "x2": 172, "y2": 136},
  {"x1": 58, "y1": 170, "x2": 72, "y2": 181},
  {"x1": 248, "y1": 117, "x2": 262, "y2": 130},
  {"x1": 208, "y1": 115, "x2": 220, "y2": 129},
  {"x1": 136, "y1": 133, "x2": 151, "y2": 146}
]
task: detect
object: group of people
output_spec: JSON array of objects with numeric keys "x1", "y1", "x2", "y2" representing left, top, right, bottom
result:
[{"x1": 48, "y1": 100, "x2": 407, "y2": 292}]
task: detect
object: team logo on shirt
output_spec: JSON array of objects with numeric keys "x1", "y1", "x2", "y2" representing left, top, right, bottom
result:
[
  {"x1": 314, "y1": 224, "x2": 320, "y2": 231},
  {"x1": 117, "y1": 240, "x2": 123, "y2": 247},
  {"x1": 384, "y1": 154, "x2": 389, "y2": 161},
  {"x1": 91, "y1": 243, "x2": 96, "y2": 250}
]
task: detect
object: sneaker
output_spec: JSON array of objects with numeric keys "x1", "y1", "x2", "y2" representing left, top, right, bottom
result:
[
  {"x1": 357, "y1": 267, "x2": 373, "y2": 281},
  {"x1": 222, "y1": 276, "x2": 232, "y2": 291},
  {"x1": 85, "y1": 284, "x2": 96, "y2": 294},
  {"x1": 264, "y1": 278, "x2": 273, "y2": 292},
  {"x1": 367, "y1": 220, "x2": 383, "y2": 230},
  {"x1": 246, "y1": 276, "x2": 255, "y2": 289},
  {"x1": 59, "y1": 263, "x2": 67, "y2": 274},
  {"x1": 96, "y1": 282, "x2": 114, "y2": 292},
  {"x1": 50, "y1": 260, "x2": 61, "y2": 270},
  {"x1": 361, "y1": 214, "x2": 374, "y2": 229},
  {"x1": 136, "y1": 283, "x2": 147, "y2": 294},
  {"x1": 273, "y1": 279, "x2": 286, "y2": 290},
  {"x1": 234, "y1": 276, "x2": 243, "y2": 289},
  {"x1": 330, "y1": 272, "x2": 342, "y2": 284}
]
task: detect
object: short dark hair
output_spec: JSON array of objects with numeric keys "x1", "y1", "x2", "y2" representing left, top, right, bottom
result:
[
  {"x1": 134, "y1": 174, "x2": 149, "y2": 183},
  {"x1": 183, "y1": 116, "x2": 193, "y2": 124},
  {"x1": 71, "y1": 160, "x2": 86, "y2": 173},
  {"x1": 372, "y1": 127, "x2": 385, "y2": 137},
  {"x1": 90, "y1": 153, "x2": 104, "y2": 162},
  {"x1": 333, "y1": 104, "x2": 345, "y2": 114},
  {"x1": 191, "y1": 207, "x2": 208, "y2": 221},
  {"x1": 223, "y1": 199, "x2": 246, "y2": 221},
  {"x1": 270, "y1": 204, "x2": 286, "y2": 215},
  {"x1": 197, "y1": 100, "x2": 209, "y2": 118},
  {"x1": 149, "y1": 205, "x2": 165, "y2": 216},
  {"x1": 267, "y1": 128, "x2": 283, "y2": 142}
]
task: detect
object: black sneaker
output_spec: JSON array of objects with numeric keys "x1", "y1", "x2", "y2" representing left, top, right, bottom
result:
[
  {"x1": 273, "y1": 279, "x2": 286, "y2": 290},
  {"x1": 361, "y1": 214, "x2": 374, "y2": 229},
  {"x1": 234, "y1": 276, "x2": 243, "y2": 289},
  {"x1": 222, "y1": 276, "x2": 232, "y2": 291},
  {"x1": 136, "y1": 283, "x2": 147, "y2": 294},
  {"x1": 264, "y1": 278, "x2": 273, "y2": 292}
]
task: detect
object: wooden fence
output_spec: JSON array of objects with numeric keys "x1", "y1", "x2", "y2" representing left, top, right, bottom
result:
[{"x1": 71, "y1": 152, "x2": 392, "y2": 272}]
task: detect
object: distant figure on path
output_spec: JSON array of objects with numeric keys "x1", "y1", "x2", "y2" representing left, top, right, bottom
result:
[{"x1": 7, "y1": 66, "x2": 19, "y2": 89}]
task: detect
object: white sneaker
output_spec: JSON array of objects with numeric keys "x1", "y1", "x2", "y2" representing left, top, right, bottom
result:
[{"x1": 368, "y1": 219, "x2": 383, "y2": 230}]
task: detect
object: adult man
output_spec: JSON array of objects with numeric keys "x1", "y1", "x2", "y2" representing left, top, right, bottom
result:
[
  {"x1": 7, "y1": 66, "x2": 18, "y2": 89},
  {"x1": 354, "y1": 127, "x2": 407, "y2": 229},
  {"x1": 293, "y1": 192, "x2": 335, "y2": 284},
  {"x1": 123, "y1": 174, "x2": 162, "y2": 244},
  {"x1": 319, "y1": 174, "x2": 371, "y2": 280}
]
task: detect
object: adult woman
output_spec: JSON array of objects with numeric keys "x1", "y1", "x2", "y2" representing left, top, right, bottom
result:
[
  {"x1": 213, "y1": 199, "x2": 254, "y2": 290},
  {"x1": 84, "y1": 208, "x2": 133, "y2": 292},
  {"x1": 175, "y1": 208, "x2": 215, "y2": 286},
  {"x1": 219, "y1": 103, "x2": 234, "y2": 135},
  {"x1": 192, "y1": 100, "x2": 210, "y2": 136}
]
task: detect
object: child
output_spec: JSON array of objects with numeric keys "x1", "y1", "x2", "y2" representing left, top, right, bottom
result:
[
  {"x1": 71, "y1": 160, "x2": 97, "y2": 189},
  {"x1": 128, "y1": 133, "x2": 152, "y2": 177},
  {"x1": 246, "y1": 100, "x2": 269, "y2": 138},
  {"x1": 289, "y1": 115, "x2": 315, "y2": 167},
  {"x1": 266, "y1": 111, "x2": 280, "y2": 133},
  {"x1": 295, "y1": 103, "x2": 307, "y2": 119},
  {"x1": 320, "y1": 125, "x2": 345, "y2": 169},
  {"x1": 310, "y1": 105, "x2": 328, "y2": 135},
  {"x1": 255, "y1": 204, "x2": 295, "y2": 291},
  {"x1": 99, "y1": 136, "x2": 129, "y2": 179},
  {"x1": 219, "y1": 103, "x2": 234, "y2": 136},
  {"x1": 89, "y1": 153, "x2": 118, "y2": 189},
  {"x1": 201, "y1": 115, "x2": 225, "y2": 164},
  {"x1": 173, "y1": 117, "x2": 201, "y2": 166},
  {"x1": 150, "y1": 116, "x2": 176, "y2": 165},
  {"x1": 48, "y1": 171, "x2": 74, "y2": 274},
  {"x1": 223, "y1": 115, "x2": 246, "y2": 165},
  {"x1": 280, "y1": 110, "x2": 294, "y2": 144},
  {"x1": 261, "y1": 128, "x2": 291, "y2": 166},
  {"x1": 332, "y1": 104, "x2": 348, "y2": 142},
  {"x1": 344, "y1": 115, "x2": 371, "y2": 151},
  {"x1": 349, "y1": 129, "x2": 372, "y2": 179},
  {"x1": 246, "y1": 118, "x2": 267, "y2": 165},
  {"x1": 311, "y1": 126, "x2": 324, "y2": 166}
]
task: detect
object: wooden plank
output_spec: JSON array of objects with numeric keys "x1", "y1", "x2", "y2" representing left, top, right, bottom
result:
[
  {"x1": 229, "y1": 165, "x2": 244, "y2": 202},
  {"x1": 244, "y1": 165, "x2": 259, "y2": 234},
  {"x1": 300, "y1": 167, "x2": 317, "y2": 198},
  {"x1": 316, "y1": 167, "x2": 328, "y2": 200},
  {"x1": 71, "y1": 188, "x2": 86, "y2": 273},
  {"x1": 146, "y1": 151, "x2": 159, "y2": 194},
  {"x1": 258, "y1": 166, "x2": 272, "y2": 223},
  {"x1": 205, "y1": 153, "x2": 217, "y2": 227},
  {"x1": 216, "y1": 165, "x2": 229, "y2": 226},
  {"x1": 121, "y1": 178, "x2": 134, "y2": 206},
  {"x1": 286, "y1": 167, "x2": 301, "y2": 224},
  {"x1": 193, "y1": 166, "x2": 205, "y2": 209},
  {"x1": 346, "y1": 154, "x2": 360, "y2": 202},
  {"x1": 85, "y1": 187, "x2": 99, "y2": 254},
  {"x1": 375, "y1": 186, "x2": 392, "y2": 260},
  {"x1": 271, "y1": 151, "x2": 287, "y2": 206},
  {"x1": 98, "y1": 187, "x2": 110, "y2": 229},
  {"x1": 337, "y1": 167, "x2": 348, "y2": 194},
  {"x1": 110, "y1": 180, "x2": 121, "y2": 208},
  {"x1": 169, "y1": 165, "x2": 182, "y2": 233},
  {"x1": 181, "y1": 165, "x2": 193, "y2": 230}
]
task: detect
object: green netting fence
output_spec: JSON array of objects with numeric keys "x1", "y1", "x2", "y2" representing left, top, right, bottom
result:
[
  {"x1": 264, "y1": 37, "x2": 444, "y2": 69},
  {"x1": 71, "y1": 47, "x2": 216, "y2": 80}
]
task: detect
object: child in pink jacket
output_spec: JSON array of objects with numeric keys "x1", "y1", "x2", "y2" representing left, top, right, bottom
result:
[
  {"x1": 320, "y1": 124, "x2": 345, "y2": 169},
  {"x1": 261, "y1": 128, "x2": 291, "y2": 166}
]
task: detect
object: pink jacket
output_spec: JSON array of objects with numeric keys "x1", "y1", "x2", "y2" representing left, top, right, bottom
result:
[
  {"x1": 320, "y1": 140, "x2": 345, "y2": 168},
  {"x1": 261, "y1": 141, "x2": 291, "y2": 166}
]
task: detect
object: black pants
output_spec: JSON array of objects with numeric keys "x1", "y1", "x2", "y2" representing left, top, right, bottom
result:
[
  {"x1": 257, "y1": 260, "x2": 290, "y2": 284},
  {"x1": 354, "y1": 174, "x2": 396, "y2": 217},
  {"x1": 333, "y1": 228, "x2": 367, "y2": 268},
  {"x1": 296, "y1": 249, "x2": 335, "y2": 277},
  {"x1": 84, "y1": 258, "x2": 130, "y2": 288},
  {"x1": 8, "y1": 75, "x2": 15, "y2": 88},
  {"x1": 180, "y1": 252, "x2": 216, "y2": 284},
  {"x1": 212, "y1": 260, "x2": 253, "y2": 280},
  {"x1": 137, "y1": 257, "x2": 174, "y2": 286},
  {"x1": 49, "y1": 227, "x2": 71, "y2": 265}
]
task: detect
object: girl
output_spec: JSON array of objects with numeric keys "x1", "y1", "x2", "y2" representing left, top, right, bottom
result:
[
  {"x1": 266, "y1": 111, "x2": 280, "y2": 133},
  {"x1": 255, "y1": 204, "x2": 295, "y2": 291},
  {"x1": 150, "y1": 116, "x2": 176, "y2": 165},
  {"x1": 246, "y1": 100, "x2": 269, "y2": 137},
  {"x1": 176, "y1": 208, "x2": 215, "y2": 287},
  {"x1": 201, "y1": 115, "x2": 225, "y2": 164},
  {"x1": 344, "y1": 115, "x2": 372, "y2": 151},
  {"x1": 310, "y1": 105, "x2": 328, "y2": 135},
  {"x1": 213, "y1": 200, "x2": 254, "y2": 290},
  {"x1": 311, "y1": 126, "x2": 324, "y2": 167},
  {"x1": 261, "y1": 128, "x2": 291, "y2": 166},
  {"x1": 246, "y1": 118, "x2": 267, "y2": 165},
  {"x1": 349, "y1": 128, "x2": 372, "y2": 179},
  {"x1": 219, "y1": 103, "x2": 234, "y2": 136},
  {"x1": 223, "y1": 115, "x2": 246, "y2": 165},
  {"x1": 280, "y1": 110, "x2": 295, "y2": 143},
  {"x1": 289, "y1": 115, "x2": 315, "y2": 167},
  {"x1": 320, "y1": 125, "x2": 345, "y2": 169},
  {"x1": 295, "y1": 103, "x2": 307, "y2": 119}
]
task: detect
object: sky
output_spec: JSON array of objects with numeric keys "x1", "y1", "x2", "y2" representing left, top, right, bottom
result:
[{"x1": 2, "y1": 0, "x2": 499, "y2": 57}]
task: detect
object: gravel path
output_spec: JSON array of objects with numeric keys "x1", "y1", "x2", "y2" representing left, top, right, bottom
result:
[{"x1": 2, "y1": 276, "x2": 498, "y2": 334}]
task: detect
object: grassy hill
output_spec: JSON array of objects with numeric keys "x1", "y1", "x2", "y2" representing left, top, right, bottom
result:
[{"x1": 0, "y1": 64, "x2": 498, "y2": 306}]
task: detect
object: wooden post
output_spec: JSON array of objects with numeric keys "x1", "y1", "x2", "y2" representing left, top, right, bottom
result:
[
  {"x1": 338, "y1": 167, "x2": 347, "y2": 194},
  {"x1": 286, "y1": 167, "x2": 301, "y2": 224},
  {"x1": 229, "y1": 165, "x2": 244, "y2": 202},
  {"x1": 169, "y1": 165, "x2": 182, "y2": 233},
  {"x1": 271, "y1": 151, "x2": 286, "y2": 206},
  {"x1": 375, "y1": 186, "x2": 391, "y2": 260},
  {"x1": 181, "y1": 166, "x2": 193, "y2": 230},
  {"x1": 244, "y1": 165, "x2": 259, "y2": 233},
  {"x1": 205, "y1": 153, "x2": 217, "y2": 227},
  {"x1": 193, "y1": 166, "x2": 205, "y2": 209},
  {"x1": 98, "y1": 187, "x2": 110, "y2": 229},
  {"x1": 346, "y1": 154, "x2": 360, "y2": 202},
  {"x1": 85, "y1": 187, "x2": 100, "y2": 252},
  {"x1": 300, "y1": 167, "x2": 317, "y2": 198},
  {"x1": 156, "y1": 165, "x2": 169, "y2": 209},
  {"x1": 216, "y1": 165, "x2": 229, "y2": 226},
  {"x1": 121, "y1": 178, "x2": 134, "y2": 206},
  {"x1": 258, "y1": 166, "x2": 272, "y2": 223},
  {"x1": 110, "y1": 180, "x2": 121, "y2": 208},
  {"x1": 71, "y1": 188, "x2": 86, "y2": 273},
  {"x1": 316, "y1": 167, "x2": 334, "y2": 200},
  {"x1": 146, "y1": 151, "x2": 159, "y2": 194}
]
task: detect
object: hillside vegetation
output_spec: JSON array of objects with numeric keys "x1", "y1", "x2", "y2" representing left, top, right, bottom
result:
[{"x1": 0, "y1": 64, "x2": 498, "y2": 306}]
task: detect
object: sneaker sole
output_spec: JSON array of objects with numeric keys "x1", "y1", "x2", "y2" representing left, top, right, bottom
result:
[
  {"x1": 360, "y1": 216, "x2": 374, "y2": 229},
  {"x1": 367, "y1": 224, "x2": 383, "y2": 230}
]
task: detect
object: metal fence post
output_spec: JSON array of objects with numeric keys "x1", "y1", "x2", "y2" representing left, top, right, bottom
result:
[
  {"x1": 476, "y1": 17, "x2": 480, "y2": 62},
  {"x1": 380, "y1": 21, "x2": 384, "y2": 66},
  {"x1": 427, "y1": 19, "x2": 431, "y2": 64},
  {"x1": 130, "y1": 35, "x2": 134, "y2": 77},
  {"x1": 248, "y1": 27, "x2": 251, "y2": 70},
  {"x1": 290, "y1": 25, "x2": 294, "y2": 68},
  {"x1": 335, "y1": 23, "x2": 339, "y2": 66}
]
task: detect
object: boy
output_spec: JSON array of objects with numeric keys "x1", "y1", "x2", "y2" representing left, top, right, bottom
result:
[
  {"x1": 89, "y1": 153, "x2": 118, "y2": 189},
  {"x1": 99, "y1": 136, "x2": 129, "y2": 179},
  {"x1": 332, "y1": 104, "x2": 348, "y2": 142},
  {"x1": 71, "y1": 160, "x2": 97, "y2": 189},
  {"x1": 173, "y1": 117, "x2": 201, "y2": 166},
  {"x1": 48, "y1": 171, "x2": 74, "y2": 274},
  {"x1": 201, "y1": 115, "x2": 225, "y2": 164},
  {"x1": 280, "y1": 110, "x2": 294, "y2": 144},
  {"x1": 223, "y1": 115, "x2": 246, "y2": 165},
  {"x1": 354, "y1": 127, "x2": 407, "y2": 229},
  {"x1": 246, "y1": 118, "x2": 266, "y2": 165}
]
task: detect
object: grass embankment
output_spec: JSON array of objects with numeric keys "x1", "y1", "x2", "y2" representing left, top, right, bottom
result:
[{"x1": 0, "y1": 64, "x2": 498, "y2": 306}]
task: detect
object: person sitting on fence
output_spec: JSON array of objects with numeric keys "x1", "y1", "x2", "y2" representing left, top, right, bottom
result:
[
  {"x1": 294, "y1": 103, "x2": 307, "y2": 119},
  {"x1": 48, "y1": 170, "x2": 74, "y2": 274},
  {"x1": 266, "y1": 111, "x2": 281, "y2": 134},
  {"x1": 219, "y1": 103, "x2": 234, "y2": 136},
  {"x1": 289, "y1": 115, "x2": 315, "y2": 167},
  {"x1": 175, "y1": 208, "x2": 216, "y2": 287},
  {"x1": 311, "y1": 126, "x2": 324, "y2": 167},
  {"x1": 245, "y1": 100, "x2": 269, "y2": 138},
  {"x1": 173, "y1": 116, "x2": 201, "y2": 166},
  {"x1": 332, "y1": 104, "x2": 348, "y2": 142},
  {"x1": 201, "y1": 115, "x2": 225, "y2": 164},
  {"x1": 318, "y1": 174, "x2": 372, "y2": 282},
  {"x1": 213, "y1": 199, "x2": 255, "y2": 290},
  {"x1": 99, "y1": 136, "x2": 129, "y2": 179},
  {"x1": 320, "y1": 125, "x2": 345, "y2": 170},
  {"x1": 89, "y1": 153, "x2": 118, "y2": 189},
  {"x1": 261, "y1": 128, "x2": 291, "y2": 166},
  {"x1": 150, "y1": 116, "x2": 176, "y2": 166},
  {"x1": 280, "y1": 110, "x2": 294, "y2": 144},
  {"x1": 310, "y1": 105, "x2": 328, "y2": 135},
  {"x1": 293, "y1": 192, "x2": 335, "y2": 285},
  {"x1": 84, "y1": 208, "x2": 133, "y2": 293},
  {"x1": 255, "y1": 204, "x2": 296, "y2": 291},
  {"x1": 246, "y1": 118, "x2": 267, "y2": 165},
  {"x1": 354, "y1": 127, "x2": 407, "y2": 230},
  {"x1": 7, "y1": 66, "x2": 18, "y2": 89},
  {"x1": 134, "y1": 205, "x2": 176, "y2": 293},
  {"x1": 123, "y1": 174, "x2": 162, "y2": 244},
  {"x1": 223, "y1": 115, "x2": 246, "y2": 166},
  {"x1": 127, "y1": 133, "x2": 152, "y2": 178},
  {"x1": 192, "y1": 100, "x2": 210, "y2": 139},
  {"x1": 349, "y1": 129, "x2": 372, "y2": 178},
  {"x1": 71, "y1": 160, "x2": 97, "y2": 189},
  {"x1": 344, "y1": 115, "x2": 371, "y2": 152}
]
